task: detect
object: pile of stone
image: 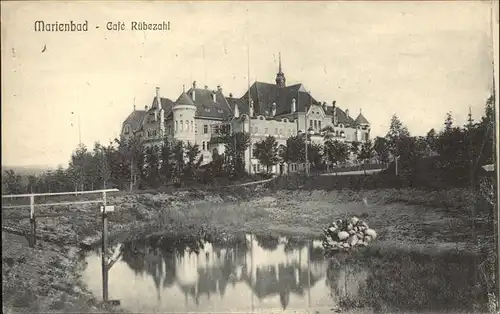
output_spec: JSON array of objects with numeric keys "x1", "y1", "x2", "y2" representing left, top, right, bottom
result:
[{"x1": 321, "y1": 216, "x2": 377, "y2": 252}]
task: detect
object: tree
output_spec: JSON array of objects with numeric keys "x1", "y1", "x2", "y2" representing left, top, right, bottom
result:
[
  {"x1": 2, "y1": 170, "x2": 23, "y2": 194},
  {"x1": 172, "y1": 141, "x2": 185, "y2": 182},
  {"x1": 425, "y1": 128, "x2": 438, "y2": 153},
  {"x1": 159, "y1": 138, "x2": 174, "y2": 185},
  {"x1": 357, "y1": 140, "x2": 375, "y2": 175},
  {"x1": 219, "y1": 132, "x2": 250, "y2": 176},
  {"x1": 373, "y1": 137, "x2": 390, "y2": 166},
  {"x1": 277, "y1": 144, "x2": 287, "y2": 164},
  {"x1": 93, "y1": 142, "x2": 112, "y2": 189},
  {"x1": 285, "y1": 135, "x2": 305, "y2": 163},
  {"x1": 321, "y1": 126, "x2": 336, "y2": 141},
  {"x1": 69, "y1": 143, "x2": 90, "y2": 191},
  {"x1": 120, "y1": 137, "x2": 146, "y2": 190},
  {"x1": 324, "y1": 140, "x2": 350, "y2": 169},
  {"x1": 208, "y1": 149, "x2": 225, "y2": 178},
  {"x1": 183, "y1": 142, "x2": 203, "y2": 181},
  {"x1": 444, "y1": 112, "x2": 453, "y2": 131},
  {"x1": 145, "y1": 146, "x2": 160, "y2": 188},
  {"x1": 385, "y1": 114, "x2": 411, "y2": 157},
  {"x1": 350, "y1": 142, "x2": 360, "y2": 164},
  {"x1": 308, "y1": 143, "x2": 324, "y2": 170},
  {"x1": 27, "y1": 175, "x2": 37, "y2": 193},
  {"x1": 253, "y1": 136, "x2": 280, "y2": 173}
]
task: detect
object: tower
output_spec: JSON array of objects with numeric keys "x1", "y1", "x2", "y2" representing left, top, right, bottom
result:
[
  {"x1": 275, "y1": 53, "x2": 286, "y2": 88},
  {"x1": 172, "y1": 91, "x2": 197, "y2": 144}
]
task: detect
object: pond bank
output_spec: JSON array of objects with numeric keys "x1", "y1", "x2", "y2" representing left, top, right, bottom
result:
[{"x1": 2, "y1": 187, "x2": 496, "y2": 313}]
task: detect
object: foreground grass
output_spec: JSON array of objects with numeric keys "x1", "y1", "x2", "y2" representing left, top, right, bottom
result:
[{"x1": 2, "y1": 184, "x2": 497, "y2": 313}]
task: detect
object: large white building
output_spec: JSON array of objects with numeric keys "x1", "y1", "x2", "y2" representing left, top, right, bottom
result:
[{"x1": 120, "y1": 56, "x2": 370, "y2": 174}]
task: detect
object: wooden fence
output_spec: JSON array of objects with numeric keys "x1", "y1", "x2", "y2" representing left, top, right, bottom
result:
[{"x1": 2, "y1": 188, "x2": 120, "y2": 304}]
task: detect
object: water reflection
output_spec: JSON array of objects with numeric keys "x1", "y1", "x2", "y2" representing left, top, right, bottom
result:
[
  {"x1": 83, "y1": 234, "x2": 487, "y2": 313},
  {"x1": 84, "y1": 234, "x2": 330, "y2": 312}
]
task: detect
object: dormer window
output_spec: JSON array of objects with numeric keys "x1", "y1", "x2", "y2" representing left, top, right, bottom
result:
[
  {"x1": 205, "y1": 108, "x2": 210, "y2": 112},
  {"x1": 339, "y1": 124, "x2": 344, "y2": 128},
  {"x1": 124, "y1": 125, "x2": 130, "y2": 134},
  {"x1": 218, "y1": 109, "x2": 223, "y2": 113}
]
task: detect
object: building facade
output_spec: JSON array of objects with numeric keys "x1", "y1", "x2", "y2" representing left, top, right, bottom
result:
[{"x1": 120, "y1": 57, "x2": 370, "y2": 174}]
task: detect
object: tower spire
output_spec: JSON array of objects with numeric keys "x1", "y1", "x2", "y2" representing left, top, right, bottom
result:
[
  {"x1": 278, "y1": 52, "x2": 282, "y2": 73},
  {"x1": 275, "y1": 52, "x2": 286, "y2": 88}
]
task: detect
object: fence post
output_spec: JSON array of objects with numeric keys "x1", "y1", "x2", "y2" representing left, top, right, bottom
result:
[
  {"x1": 101, "y1": 191, "x2": 109, "y2": 303},
  {"x1": 30, "y1": 195, "x2": 36, "y2": 247}
]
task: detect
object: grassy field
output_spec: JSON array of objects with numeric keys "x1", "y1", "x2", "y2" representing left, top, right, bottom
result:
[{"x1": 1, "y1": 177, "x2": 497, "y2": 313}]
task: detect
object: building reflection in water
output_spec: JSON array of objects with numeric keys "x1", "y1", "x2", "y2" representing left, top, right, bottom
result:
[
  {"x1": 90, "y1": 235, "x2": 488, "y2": 313},
  {"x1": 109, "y1": 233, "x2": 333, "y2": 312}
]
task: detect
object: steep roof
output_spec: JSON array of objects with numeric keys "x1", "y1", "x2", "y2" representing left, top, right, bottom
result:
[
  {"x1": 225, "y1": 97, "x2": 249, "y2": 116},
  {"x1": 185, "y1": 88, "x2": 233, "y2": 120},
  {"x1": 122, "y1": 110, "x2": 146, "y2": 131},
  {"x1": 240, "y1": 82, "x2": 318, "y2": 116},
  {"x1": 354, "y1": 112, "x2": 370, "y2": 125},
  {"x1": 335, "y1": 107, "x2": 355, "y2": 126},
  {"x1": 150, "y1": 97, "x2": 174, "y2": 112},
  {"x1": 175, "y1": 92, "x2": 195, "y2": 106}
]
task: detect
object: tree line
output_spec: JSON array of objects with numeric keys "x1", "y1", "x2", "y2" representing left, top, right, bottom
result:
[{"x1": 2, "y1": 95, "x2": 494, "y2": 194}]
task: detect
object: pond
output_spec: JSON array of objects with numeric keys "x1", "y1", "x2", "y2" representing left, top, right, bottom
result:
[{"x1": 82, "y1": 233, "x2": 487, "y2": 313}]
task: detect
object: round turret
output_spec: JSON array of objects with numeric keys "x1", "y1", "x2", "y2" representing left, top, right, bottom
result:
[{"x1": 172, "y1": 91, "x2": 197, "y2": 144}]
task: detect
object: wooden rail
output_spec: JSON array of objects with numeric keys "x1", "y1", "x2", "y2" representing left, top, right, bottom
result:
[{"x1": 2, "y1": 188, "x2": 120, "y2": 304}]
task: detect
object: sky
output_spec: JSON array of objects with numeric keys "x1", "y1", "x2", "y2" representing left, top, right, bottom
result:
[{"x1": 1, "y1": 1, "x2": 497, "y2": 168}]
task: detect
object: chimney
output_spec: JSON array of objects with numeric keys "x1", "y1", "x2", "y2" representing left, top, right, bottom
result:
[
  {"x1": 204, "y1": 85, "x2": 208, "y2": 90},
  {"x1": 322, "y1": 101, "x2": 327, "y2": 112},
  {"x1": 217, "y1": 85, "x2": 222, "y2": 93},
  {"x1": 192, "y1": 81, "x2": 197, "y2": 89},
  {"x1": 249, "y1": 99, "x2": 254, "y2": 117},
  {"x1": 332, "y1": 101, "x2": 337, "y2": 125},
  {"x1": 145, "y1": 105, "x2": 149, "y2": 111},
  {"x1": 291, "y1": 98, "x2": 296, "y2": 113},
  {"x1": 229, "y1": 93, "x2": 233, "y2": 98},
  {"x1": 271, "y1": 102, "x2": 277, "y2": 117},
  {"x1": 192, "y1": 90, "x2": 196, "y2": 101},
  {"x1": 234, "y1": 103, "x2": 240, "y2": 118},
  {"x1": 156, "y1": 87, "x2": 162, "y2": 110},
  {"x1": 345, "y1": 109, "x2": 349, "y2": 118},
  {"x1": 212, "y1": 91, "x2": 217, "y2": 102}
]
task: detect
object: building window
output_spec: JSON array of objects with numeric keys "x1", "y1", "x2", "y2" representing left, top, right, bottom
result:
[
  {"x1": 204, "y1": 125, "x2": 208, "y2": 134},
  {"x1": 180, "y1": 121, "x2": 184, "y2": 131},
  {"x1": 202, "y1": 141, "x2": 206, "y2": 150},
  {"x1": 124, "y1": 125, "x2": 130, "y2": 134},
  {"x1": 175, "y1": 121, "x2": 178, "y2": 131},
  {"x1": 309, "y1": 119, "x2": 313, "y2": 128},
  {"x1": 318, "y1": 121, "x2": 321, "y2": 130},
  {"x1": 191, "y1": 121, "x2": 194, "y2": 131},
  {"x1": 218, "y1": 109, "x2": 224, "y2": 113},
  {"x1": 313, "y1": 120, "x2": 317, "y2": 129},
  {"x1": 205, "y1": 108, "x2": 210, "y2": 112},
  {"x1": 206, "y1": 142, "x2": 210, "y2": 151},
  {"x1": 185, "y1": 120, "x2": 189, "y2": 132},
  {"x1": 195, "y1": 123, "x2": 198, "y2": 134}
]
